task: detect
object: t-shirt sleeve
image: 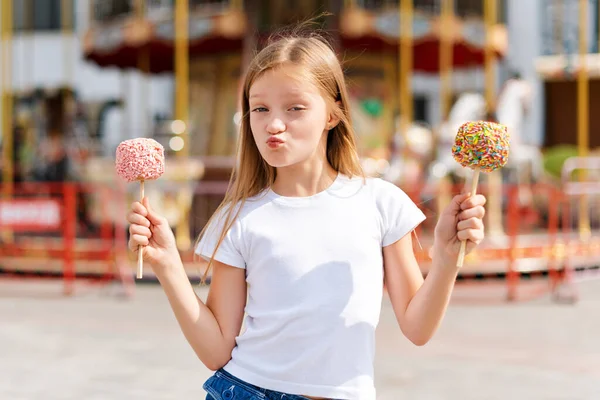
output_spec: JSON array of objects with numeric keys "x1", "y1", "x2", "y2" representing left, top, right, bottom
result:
[
  {"x1": 194, "y1": 205, "x2": 246, "y2": 269},
  {"x1": 377, "y1": 179, "x2": 426, "y2": 247}
]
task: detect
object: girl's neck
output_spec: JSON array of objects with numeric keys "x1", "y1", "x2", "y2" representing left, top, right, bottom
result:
[{"x1": 271, "y1": 162, "x2": 338, "y2": 198}]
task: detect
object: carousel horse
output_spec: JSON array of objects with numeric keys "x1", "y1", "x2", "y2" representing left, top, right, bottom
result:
[
  {"x1": 428, "y1": 92, "x2": 487, "y2": 184},
  {"x1": 495, "y1": 75, "x2": 542, "y2": 207},
  {"x1": 382, "y1": 118, "x2": 434, "y2": 186}
]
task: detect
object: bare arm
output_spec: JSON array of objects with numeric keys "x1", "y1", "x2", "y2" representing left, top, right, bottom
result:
[
  {"x1": 127, "y1": 198, "x2": 246, "y2": 370},
  {"x1": 383, "y1": 234, "x2": 458, "y2": 346},
  {"x1": 383, "y1": 193, "x2": 486, "y2": 346},
  {"x1": 154, "y1": 256, "x2": 246, "y2": 370}
]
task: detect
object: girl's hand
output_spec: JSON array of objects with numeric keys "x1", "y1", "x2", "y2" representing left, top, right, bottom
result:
[
  {"x1": 433, "y1": 193, "x2": 486, "y2": 258},
  {"x1": 127, "y1": 197, "x2": 179, "y2": 269}
]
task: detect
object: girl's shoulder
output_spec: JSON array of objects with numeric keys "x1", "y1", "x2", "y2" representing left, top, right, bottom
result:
[
  {"x1": 334, "y1": 175, "x2": 416, "y2": 209},
  {"x1": 220, "y1": 190, "x2": 272, "y2": 220},
  {"x1": 355, "y1": 175, "x2": 409, "y2": 198},
  {"x1": 360, "y1": 176, "x2": 418, "y2": 210}
]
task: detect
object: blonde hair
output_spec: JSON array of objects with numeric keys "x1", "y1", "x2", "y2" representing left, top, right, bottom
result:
[{"x1": 197, "y1": 28, "x2": 364, "y2": 282}]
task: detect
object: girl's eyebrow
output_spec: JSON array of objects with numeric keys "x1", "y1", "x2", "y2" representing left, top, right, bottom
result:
[{"x1": 249, "y1": 91, "x2": 311, "y2": 101}]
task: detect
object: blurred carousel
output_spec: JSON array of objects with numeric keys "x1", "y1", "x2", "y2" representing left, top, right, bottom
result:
[{"x1": 82, "y1": 0, "x2": 248, "y2": 252}]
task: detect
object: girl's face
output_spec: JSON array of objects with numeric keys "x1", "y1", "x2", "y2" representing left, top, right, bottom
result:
[{"x1": 248, "y1": 66, "x2": 335, "y2": 169}]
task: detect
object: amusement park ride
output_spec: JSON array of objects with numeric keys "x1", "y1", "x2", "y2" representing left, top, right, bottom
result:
[{"x1": 0, "y1": 0, "x2": 598, "y2": 303}]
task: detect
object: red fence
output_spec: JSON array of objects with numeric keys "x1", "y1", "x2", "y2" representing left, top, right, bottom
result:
[
  {"x1": 0, "y1": 177, "x2": 598, "y2": 302},
  {"x1": 0, "y1": 181, "x2": 131, "y2": 296}
]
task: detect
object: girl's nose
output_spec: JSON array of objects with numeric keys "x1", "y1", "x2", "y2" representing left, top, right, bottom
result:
[{"x1": 266, "y1": 118, "x2": 285, "y2": 134}]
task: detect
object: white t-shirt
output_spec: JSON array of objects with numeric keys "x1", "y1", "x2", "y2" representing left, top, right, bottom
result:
[{"x1": 196, "y1": 174, "x2": 426, "y2": 400}]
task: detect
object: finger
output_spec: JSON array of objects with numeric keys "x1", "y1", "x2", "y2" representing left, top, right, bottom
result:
[
  {"x1": 461, "y1": 194, "x2": 487, "y2": 210},
  {"x1": 128, "y1": 239, "x2": 139, "y2": 253},
  {"x1": 131, "y1": 201, "x2": 148, "y2": 217},
  {"x1": 127, "y1": 211, "x2": 151, "y2": 228},
  {"x1": 465, "y1": 240, "x2": 480, "y2": 254},
  {"x1": 130, "y1": 224, "x2": 151, "y2": 238},
  {"x1": 458, "y1": 206, "x2": 486, "y2": 221},
  {"x1": 457, "y1": 217, "x2": 484, "y2": 231},
  {"x1": 142, "y1": 197, "x2": 167, "y2": 226},
  {"x1": 446, "y1": 193, "x2": 472, "y2": 215},
  {"x1": 130, "y1": 234, "x2": 149, "y2": 248},
  {"x1": 457, "y1": 228, "x2": 485, "y2": 243}
]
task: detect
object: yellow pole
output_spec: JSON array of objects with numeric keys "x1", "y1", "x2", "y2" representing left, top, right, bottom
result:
[
  {"x1": 440, "y1": 0, "x2": 454, "y2": 120},
  {"x1": 399, "y1": 0, "x2": 413, "y2": 134},
  {"x1": 230, "y1": 0, "x2": 244, "y2": 10},
  {"x1": 174, "y1": 0, "x2": 191, "y2": 251},
  {"x1": 89, "y1": 0, "x2": 95, "y2": 26},
  {"x1": 2, "y1": 0, "x2": 14, "y2": 195},
  {"x1": 136, "y1": 0, "x2": 150, "y2": 136},
  {"x1": 174, "y1": 0, "x2": 189, "y2": 154},
  {"x1": 484, "y1": 0, "x2": 503, "y2": 237},
  {"x1": 578, "y1": 0, "x2": 589, "y2": 156},
  {"x1": 61, "y1": 0, "x2": 73, "y2": 167},
  {"x1": 437, "y1": 0, "x2": 454, "y2": 217},
  {"x1": 578, "y1": 0, "x2": 590, "y2": 239},
  {"x1": 484, "y1": 0, "x2": 497, "y2": 112},
  {"x1": 1, "y1": 0, "x2": 14, "y2": 243},
  {"x1": 25, "y1": 0, "x2": 34, "y2": 155},
  {"x1": 135, "y1": 0, "x2": 145, "y2": 17}
]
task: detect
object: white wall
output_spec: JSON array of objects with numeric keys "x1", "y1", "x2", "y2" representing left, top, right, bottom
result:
[{"x1": 506, "y1": 0, "x2": 544, "y2": 146}]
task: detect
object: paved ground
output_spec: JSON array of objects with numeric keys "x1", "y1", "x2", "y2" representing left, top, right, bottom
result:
[{"x1": 1, "y1": 277, "x2": 599, "y2": 400}]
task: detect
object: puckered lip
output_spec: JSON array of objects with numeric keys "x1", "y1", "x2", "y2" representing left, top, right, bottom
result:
[{"x1": 267, "y1": 137, "x2": 284, "y2": 144}]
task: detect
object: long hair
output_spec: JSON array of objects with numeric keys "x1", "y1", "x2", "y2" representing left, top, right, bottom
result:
[{"x1": 197, "y1": 28, "x2": 364, "y2": 282}]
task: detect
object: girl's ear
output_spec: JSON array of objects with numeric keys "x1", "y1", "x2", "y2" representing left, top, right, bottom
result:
[{"x1": 326, "y1": 101, "x2": 342, "y2": 130}]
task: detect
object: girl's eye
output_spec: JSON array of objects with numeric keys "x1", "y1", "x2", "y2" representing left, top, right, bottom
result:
[
  {"x1": 252, "y1": 107, "x2": 268, "y2": 112},
  {"x1": 290, "y1": 107, "x2": 305, "y2": 111}
]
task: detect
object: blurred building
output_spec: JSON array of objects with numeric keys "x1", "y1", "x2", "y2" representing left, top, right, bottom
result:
[
  {"x1": 535, "y1": 0, "x2": 600, "y2": 150},
  {"x1": 80, "y1": 0, "x2": 508, "y2": 159},
  {"x1": 1, "y1": 0, "x2": 596, "y2": 162},
  {"x1": 0, "y1": 0, "x2": 174, "y2": 158}
]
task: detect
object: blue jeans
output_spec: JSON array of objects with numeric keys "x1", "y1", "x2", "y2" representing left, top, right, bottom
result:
[{"x1": 203, "y1": 368, "x2": 314, "y2": 400}]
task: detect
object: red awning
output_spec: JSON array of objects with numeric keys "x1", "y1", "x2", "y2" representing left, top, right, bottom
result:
[
  {"x1": 339, "y1": 8, "x2": 507, "y2": 73},
  {"x1": 83, "y1": 10, "x2": 246, "y2": 74}
]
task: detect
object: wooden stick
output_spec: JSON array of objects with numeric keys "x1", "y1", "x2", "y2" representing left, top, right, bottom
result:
[
  {"x1": 456, "y1": 168, "x2": 480, "y2": 268},
  {"x1": 137, "y1": 179, "x2": 145, "y2": 279}
]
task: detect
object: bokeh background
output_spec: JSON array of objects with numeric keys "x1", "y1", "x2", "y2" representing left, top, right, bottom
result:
[{"x1": 0, "y1": 1, "x2": 599, "y2": 399}]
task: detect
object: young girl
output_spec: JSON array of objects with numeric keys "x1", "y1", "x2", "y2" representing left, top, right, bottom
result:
[{"x1": 127, "y1": 32, "x2": 486, "y2": 400}]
